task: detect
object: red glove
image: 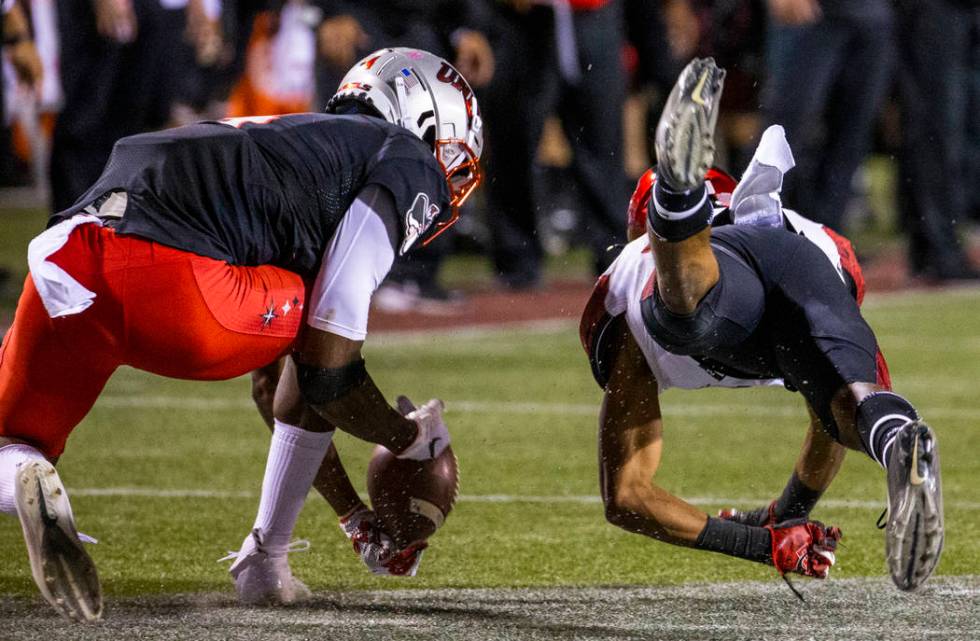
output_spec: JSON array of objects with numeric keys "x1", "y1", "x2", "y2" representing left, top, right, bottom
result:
[
  {"x1": 339, "y1": 508, "x2": 428, "y2": 576},
  {"x1": 767, "y1": 520, "x2": 842, "y2": 579},
  {"x1": 381, "y1": 541, "x2": 428, "y2": 576}
]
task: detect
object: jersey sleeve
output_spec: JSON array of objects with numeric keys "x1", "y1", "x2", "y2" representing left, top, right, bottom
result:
[
  {"x1": 305, "y1": 186, "x2": 398, "y2": 341},
  {"x1": 364, "y1": 130, "x2": 451, "y2": 256}
]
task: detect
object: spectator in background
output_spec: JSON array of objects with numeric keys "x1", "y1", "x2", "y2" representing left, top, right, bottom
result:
[
  {"x1": 761, "y1": 0, "x2": 894, "y2": 233},
  {"x1": 895, "y1": 0, "x2": 980, "y2": 281},
  {"x1": 309, "y1": 1, "x2": 494, "y2": 307},
  {"x1": 1, "y1": 0, "x2": 43, "y2": 186},
  {"x1": 49, "y1": 0, "x2": 187, "y2": 211},
  {"x1": 481, "y1": 0, "x2": 629, "y2": 288}
]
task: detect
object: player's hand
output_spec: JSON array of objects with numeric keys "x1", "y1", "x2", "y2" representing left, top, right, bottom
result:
[
  {"x1": 317, "y1": 15, "x2": 368, "y2": 68},
  {"x1": 338, "y1": 507, "x2": 427, "y2": 576},
  {"x1": 767, "y1": 520, "x2": 841, "y2": 579},
  {"x1": 93, "y1": 0, "x2": 137, "y2": 43},
  {"x1": 379, "y1": 541, "x2": 427, "y2": 576},
  {"x1": 453, "y1": 30, "x2": 495, "y2": 88},
  {"x1": 395, "y1": 396, "x2": 450, "y2": 461},
  {"x1": 718, "y1": 501, "x2": 777, "y2": 528},
  {"x1": 339, "y1": 506, "x2": 394, "y2": 572}
]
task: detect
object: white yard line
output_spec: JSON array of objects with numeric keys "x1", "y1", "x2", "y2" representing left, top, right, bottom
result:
[
  {"x1": 94, "y1": 394, "x2": 980, "y2": 421},
  {"x1": 67, "y1": 487, "x2": 980, "y2": 511}
]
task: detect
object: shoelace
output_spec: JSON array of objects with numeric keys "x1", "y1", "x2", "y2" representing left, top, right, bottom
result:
[
  {"x1": 78, "y1": 532, "x2": 98, "y2": 545},
  {"x1": 217, "y1": 538, "x2": 310, "y2": 564}
]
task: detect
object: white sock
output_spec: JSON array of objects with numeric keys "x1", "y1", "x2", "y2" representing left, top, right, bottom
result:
[
  {"x1": 0, "y1": 444, "x2": 47, "y2": 515},
  {"x1": 251, "y1": 419, "x2": 333, "y2": 553}
]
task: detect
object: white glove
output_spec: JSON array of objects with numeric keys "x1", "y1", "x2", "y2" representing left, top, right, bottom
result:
[
  {"x1": 339, "y1": 507, "x2": 426, "y2": 576},
  {"x1": 395, "y1": 396, "x2": 450, "y2": 461}
]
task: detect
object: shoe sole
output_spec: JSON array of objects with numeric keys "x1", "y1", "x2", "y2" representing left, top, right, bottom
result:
[
  {"x1": 15, "y1": 460, "x2": 103, "y2": 622},
  {"x1": 656, "y1": 59, "x2": 725, "y2": 190},
  {"x1": 886, "y1": 422, "x2": 944, "y2": 591}
]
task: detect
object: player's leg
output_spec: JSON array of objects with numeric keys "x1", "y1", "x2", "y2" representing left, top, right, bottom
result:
[
  {"x1": 647, "y1": 58, "x2": 726, "y2": 314},
  {"x1": 251, "y1": 357, "x2": 365, "y2": 510},
  {"x1": 831, "y1": 381, "x2": 943, "y2": 591},
  {"x1": 0, "y1": 275, "x2": 120, "y2": 622},
  {"x1": 768, "y1": 239, "x2": 942, "y2": 590}
]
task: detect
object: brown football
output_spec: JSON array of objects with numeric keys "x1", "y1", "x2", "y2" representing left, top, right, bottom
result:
[{"x1": 366, "y1": 445, "x2": 459, "y2": 549}]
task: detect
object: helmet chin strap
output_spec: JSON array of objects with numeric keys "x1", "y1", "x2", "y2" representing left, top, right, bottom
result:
[{"x1": 394, "y1": 76, "x2": 417, "y2": 135}]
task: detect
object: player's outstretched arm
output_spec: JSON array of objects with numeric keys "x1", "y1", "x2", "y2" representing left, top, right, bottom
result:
[
  {"x1": 599, "y1": 323, "x2": 842, "y2": 578},
  {"x1": 599, "y1": 321, "x2": 708, "y2": 545}
]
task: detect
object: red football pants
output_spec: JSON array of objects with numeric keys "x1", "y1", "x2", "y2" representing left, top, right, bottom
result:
[{"x1": 0, "y1": 224, "x2": 305, "y2": 458}]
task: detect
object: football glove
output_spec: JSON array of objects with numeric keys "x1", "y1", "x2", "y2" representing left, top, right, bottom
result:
[
  {"x1": 338, "y1": 507, "x2": 427, "y2": 577},
  {"x1": 767, "y1": 519, "x2": 842, "y2": 579},
  {"x1": 718, "y1": 501, "x2": 778, "y2": 528},
  {"x1": 395, "y1": 395, "x2": 450, "y2": 461}
]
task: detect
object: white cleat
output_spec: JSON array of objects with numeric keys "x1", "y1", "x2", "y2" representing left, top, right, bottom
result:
[
  {"x1": 15, "y1": 459, "x2": 102, "y2": 622},
  {"x1": 885, "y1": 420, "x2": 944, "y2": 591},
  {"x1": 224, "y1": 530, "x2": 312, "y2": 606}
]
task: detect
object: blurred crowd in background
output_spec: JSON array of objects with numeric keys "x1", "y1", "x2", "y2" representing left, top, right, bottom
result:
[{"x1": 1, "y1": 0, "x2": 979, "y2": 310}]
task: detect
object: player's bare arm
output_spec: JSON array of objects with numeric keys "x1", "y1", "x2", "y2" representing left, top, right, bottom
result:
[
  {"x1": 599, "y1": 320, "x2": 707, "y2": 545},
  {"x1": 284, "y1": 328, "x2": 418, "y2": 453},
  {"x1": 597, "y1": 320, "x2": 839, "y2": 579}
]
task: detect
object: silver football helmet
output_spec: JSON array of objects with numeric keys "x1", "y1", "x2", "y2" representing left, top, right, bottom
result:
[{"x1": 327, "y1": 48, "x2": 484, "y2": 244}]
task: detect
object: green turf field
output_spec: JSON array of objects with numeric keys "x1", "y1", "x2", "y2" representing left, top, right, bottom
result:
[{"x1": 0, "y1": 288, "x2": 977, "y2": 600}]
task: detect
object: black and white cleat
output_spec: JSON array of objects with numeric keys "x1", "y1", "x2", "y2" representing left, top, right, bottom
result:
[
  {"x1": 654, "y1": 57, "x2": 727, "y2": 193},
  {"x1": 885, "y1": 421, "x2": 944, "y2": 591},
  {"x1": 15, "y1": 459, "x2": 102, "y2": 622}
]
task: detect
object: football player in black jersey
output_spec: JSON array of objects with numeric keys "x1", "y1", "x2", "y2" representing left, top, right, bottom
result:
[
  {"x1": 590, "y1": 58, "x2": 943, "y2": 594},
  {"x1": 0, "y1": 48, "x2": 483, "y2": 619}
]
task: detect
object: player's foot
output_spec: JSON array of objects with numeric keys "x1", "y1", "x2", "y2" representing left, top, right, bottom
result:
[
  {"x1": 224, "y1": 529, "x2": 312, "y2": 605},
  {"x1": 885, "y1": 420, "x2": 944, "y2": 591},
  {"x1": 15, "y1": 459, "x2": 102, "y2": 622},
  {"x1": 654, "y1": 57, "x2": 726, "y2": 192}
]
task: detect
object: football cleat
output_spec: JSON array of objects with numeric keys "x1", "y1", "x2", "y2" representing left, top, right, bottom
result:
[
  {"x1": 654, "y1": 57, "x2": 726, "y2": 192},
  {"x1": 223, "y1": 530, "x2": 312, "y2": 606},
  {"x1": 14, "y1": 459, "x2": 102, "y2": 622},
  {"x1": 884, "y1": 420, "x2": 944, "y2": 591}
]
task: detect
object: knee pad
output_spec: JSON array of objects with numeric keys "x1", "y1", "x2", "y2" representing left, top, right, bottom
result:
[
  {"x1": 855, "y1": 391, "x2": 919, "y2": 465},
  {"x1": 295, "y1": 357, "x2": 368, "y2": 406}
]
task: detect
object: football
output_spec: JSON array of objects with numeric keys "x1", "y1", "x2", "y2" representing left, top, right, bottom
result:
[{"x1": 366, "y1": 444, "x2": 459, "y2": 550}]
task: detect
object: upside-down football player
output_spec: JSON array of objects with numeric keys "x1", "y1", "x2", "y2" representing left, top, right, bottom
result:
[
  {"x1": 0, "y1": 48, "x2": 483, "y2": 620},
  {"x1": 581, "y1": 58, "x2": 943, "y2": 594}
]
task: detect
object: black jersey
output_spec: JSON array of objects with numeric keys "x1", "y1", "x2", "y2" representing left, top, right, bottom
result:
[
  {"x1": 642, "y1": 224, "x2": 882, "y2": 434},
  {"x1": 51, "y1": 113, "x2": 450, "y2": 276}
]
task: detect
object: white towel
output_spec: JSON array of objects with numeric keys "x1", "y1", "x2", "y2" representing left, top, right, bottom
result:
[
  {"x1": 729, "y1": 125, "x2": 796, "y2": 227},
  {"x1": 27, "y1": 215, "x2": 103, "y2": 318}
]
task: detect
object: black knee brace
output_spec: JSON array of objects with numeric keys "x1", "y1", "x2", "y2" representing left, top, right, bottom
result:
[{"x1": 295, "y1": 357, "x2": 368, "y2": 406}]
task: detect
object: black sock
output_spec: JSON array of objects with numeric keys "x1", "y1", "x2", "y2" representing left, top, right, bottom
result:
[
  {"x1": 855, "y1": 392, "x2": 919, "y2": 467},
  {"x1": 648, "y1": 182, "x2": 712, "y2": 241},
  {"x1": 696, "y1": 516, "x2": 771, "y2": 564},
  {"x1": 773, "y1": 472, "x2": 822, "y2": 522}
]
